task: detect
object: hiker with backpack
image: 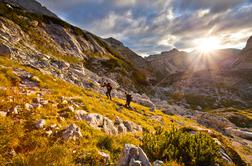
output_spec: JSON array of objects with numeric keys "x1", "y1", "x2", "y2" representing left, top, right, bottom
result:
[
  {"x1": 102, "y1": 82, "x2": 113, "y2": 100},
  {"x1": 125, "y1": 92, "x2": 132, "y2": 108}
]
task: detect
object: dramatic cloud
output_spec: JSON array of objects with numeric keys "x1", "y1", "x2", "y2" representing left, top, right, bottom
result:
[{"x1": 37, "y1": 0, "x2": 252, "y2": 56}]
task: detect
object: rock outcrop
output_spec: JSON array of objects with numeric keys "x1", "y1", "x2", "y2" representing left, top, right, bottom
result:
[
  {"x1": 82, "y1": 113, "x2": 142, "y2": 135},
  {"x1": 62, "y1": 124, "x2": 82, "y2": 140},
  {"x1": 117, "y1": 144, "x2": 151, "y2": 166}
]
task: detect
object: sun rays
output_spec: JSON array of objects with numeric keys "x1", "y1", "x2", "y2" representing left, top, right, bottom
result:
[{"x1": 196, "y1": 37, "x2": 221, "y2": 53}]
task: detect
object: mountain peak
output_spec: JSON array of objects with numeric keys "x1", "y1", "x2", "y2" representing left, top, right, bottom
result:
[
  {"x1": 244, "y1": 36, "x2": 252, "y2": 50},
  {"x1": 0, "y1": 0, "x2": 58, "y2": 18},
  {"x1": 104, "y1": 37, "x2": 124, "y2": 46},
  {"x1": 161, "y1": 48, "x2": 179, "y2": 55}
]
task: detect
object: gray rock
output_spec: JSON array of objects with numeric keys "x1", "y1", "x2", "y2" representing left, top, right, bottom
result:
[
  {"x1": 103, "y1": 117, "x2": 118, "y2": 135},
  {"x1": 0, "y1": 44, "x2": 11, "y2": 57},
  {"x1": 117, "y1": 144, "x2": 151, "y2": 166},
  {"x1": 133, "y1": 94, "x2": 156, "y2": 111},
  {"x1": 75, "y1": 110, "x2": 88, "y2": 120},
  {"x1": 62, "y1": 124, "x2": 82, "y2": 140},
  {"x1": 123, "y1": 121, "x2": 142, "y2": 132},
  {"x1": 138, "y1": 147, "x2": 151, "y2": 166},
  {"x1": 118, "y1": 123, "x2": 127, "y2": 134},
  {"x1": 84, "y1": 113, "x2": 104, "y2": 129},
  {"x1": 36, "y1": 119, "x2": 46, "y2": 129}
]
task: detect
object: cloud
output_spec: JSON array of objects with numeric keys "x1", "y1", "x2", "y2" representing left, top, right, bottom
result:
[{"x1": 37, "y1": 0, "x2": 252, "y2": 56}]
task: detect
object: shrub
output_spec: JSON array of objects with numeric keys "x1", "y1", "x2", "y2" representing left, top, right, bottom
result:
[
  {"x1": 142, "y1": 127, "x2": 221, "y2": 166},
  {"x1": 97, "y1": 135, "x2": 113, "y2": 150}
]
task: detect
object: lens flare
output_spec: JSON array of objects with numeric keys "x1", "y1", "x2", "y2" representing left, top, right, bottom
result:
[{"x1": 197, "y1": 37, "x2": 221, "y2": 53}]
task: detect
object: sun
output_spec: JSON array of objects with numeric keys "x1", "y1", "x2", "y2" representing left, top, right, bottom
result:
[{"x1": 197, "y1": 37, "x2": 221, "y2": 53}]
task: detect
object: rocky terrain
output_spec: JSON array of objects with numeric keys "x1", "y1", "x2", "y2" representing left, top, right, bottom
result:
[
  {"x1": 0, "y1": 0, "x2": 58, "y2": 18},
  {"x1": 0, "y1": 0, "x2": 252, "y2": 165}
]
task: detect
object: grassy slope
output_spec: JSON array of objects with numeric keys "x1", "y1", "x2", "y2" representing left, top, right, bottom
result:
[{"x1": 0, "y1": 56, "x2": 199, "y2": 165}]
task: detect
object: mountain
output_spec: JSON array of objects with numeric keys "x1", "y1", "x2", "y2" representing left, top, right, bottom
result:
[
  {"x1": 234, "y1": 36, "x2": 252, "y2": 70},
  {"x1": 146, "y1": 48, "x2": 240, "y2": 77},
  {"x1": 104, "y1": 37, "x2": 156, "y2": 82},
  {"x1": 146, "y1": 48, "x2": 188, "y2": 76},
  {"x1": 0, "y1": 0, "x2": 58, "y2": 18},
  {"x1": 0, "y1": 1, "x2": 151, "y2": 92},
  {"x1": 0, "y1": 1, "x2": 252, "y2": 165}
]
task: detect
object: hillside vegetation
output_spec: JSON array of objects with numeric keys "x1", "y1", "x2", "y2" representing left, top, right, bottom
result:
[{"x1": 0, "y1": 56, "x2": 244, "y2": 165}]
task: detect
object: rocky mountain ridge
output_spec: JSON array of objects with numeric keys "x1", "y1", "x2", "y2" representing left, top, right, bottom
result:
[{"x1": 0, "y1": 0, "x2": 58, "y2": 18}]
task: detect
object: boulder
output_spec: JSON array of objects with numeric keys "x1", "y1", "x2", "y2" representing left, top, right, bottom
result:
[
  {"x1": 0, "y1": 44, "x2": 11, "y2": 57},
  {"x1": 62, "y1": 124, "x2": 82, "y2": 140},
  {"x1": 75, "y1": 110, "x2": 88, "y2": 120},
  {"x1": 123, "y1": 121, "x2": 142, "y2": 132},
  {"x1": 117, "y1": 144, "x2": 151, "y2": 166},
  {"x1": 36, "y1": 119, "x2": 46, "y2": 129},
  {"x1": 84, "y1": 113, "x2": 104, "y2": 129},
  {"x1": 118, "y1": 123, "x2": 128, "y2": 134},
  {"x1": 103, "y1": 117, "x2": 118, "y2": 135},
  {"x1": 133, "y1": 95, "x2": 156, "y2": 112}
]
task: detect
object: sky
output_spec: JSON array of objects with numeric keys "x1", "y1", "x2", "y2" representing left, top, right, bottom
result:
[{"x1": 37, "y1": 0, "x2": 252, "y2": 56}]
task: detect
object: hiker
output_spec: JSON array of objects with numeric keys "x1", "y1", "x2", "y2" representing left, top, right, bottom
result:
[
  {"x1": 102, "y1": 82, "x2": 112, "y2": 100},
  {"x1": 125, "y1": 92, "x2": 132, "y2": 108}
]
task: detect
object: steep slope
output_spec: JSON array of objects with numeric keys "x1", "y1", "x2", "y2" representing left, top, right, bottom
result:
[
  {"x1": 104, "y1": 37, "x2": 156, "y2": 83},
  {"x1": 104, "y1": 37, "x2": 148, "y2": 68},
  {"x1": 0, "y1": 0, "x2": 58, "y2": 18},
  {"x1": 0, "y1": 1, "x2": 150, "y2": 93}
]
